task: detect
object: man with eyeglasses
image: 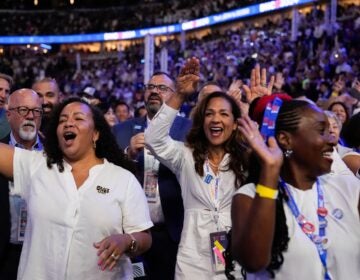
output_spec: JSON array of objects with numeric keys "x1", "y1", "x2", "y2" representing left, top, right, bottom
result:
[
  {"x1": 113, "y1": 72, "x2": 192, "y2": 280},
  {"x1": 0, "y1": 89, "x2": 43, "y2": 280}
]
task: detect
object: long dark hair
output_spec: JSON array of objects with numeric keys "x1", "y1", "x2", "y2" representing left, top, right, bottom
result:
[
  {"x1": 186, "y1": 91, "x2": 248, "y2": 189},
  {"x1": 43, "y1": 97, "x2": 135, "y2": 173}
]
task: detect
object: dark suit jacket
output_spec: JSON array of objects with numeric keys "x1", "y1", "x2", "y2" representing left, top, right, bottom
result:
[
  {"x1": 0, "y1": 135, "x2": 10, "y2": 262},
  {"x1": 112, "y1": 115, "x2": 192, "y2": 243}
]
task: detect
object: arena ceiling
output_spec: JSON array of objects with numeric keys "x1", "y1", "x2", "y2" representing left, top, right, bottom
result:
[{"x1": 6, "y1": 0, "x2": 147, "y2": 9}]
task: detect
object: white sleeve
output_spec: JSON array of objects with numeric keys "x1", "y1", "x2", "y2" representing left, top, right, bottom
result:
[
  {"x1": 144, "y1": 103, "x2": 186, "y2": 173},
  {"x1": 233, "y1": 183, "x2": 256, "y2": 198},
  {"x1": 13, "y1": 148, "x2": 40, "y2": 200},
  {"x1": 122, "y1": 174, "x2": 153, "y2": 233}
]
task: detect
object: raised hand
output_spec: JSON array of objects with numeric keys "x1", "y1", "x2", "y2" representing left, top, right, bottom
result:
[
  {"x1": 243, "y1": 64, "x2": 274, "y2": 104},
  {"x1": 176, "y1": 57, "x2": 200, "y2": 96},
  {"x1": 237, "y1": 115, "x2": 283, "y2": 169},
  {"x1": 227, "y1": 79, "x2": 249, "y2": 116}
]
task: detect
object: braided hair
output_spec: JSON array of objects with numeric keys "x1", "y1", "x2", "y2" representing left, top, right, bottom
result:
[
  {"x1": 266, "y1": 100, "x2": 313, "y2": 277},
  {"x1": 224, "y1": 99, "x2": 313, "y2": 279}
]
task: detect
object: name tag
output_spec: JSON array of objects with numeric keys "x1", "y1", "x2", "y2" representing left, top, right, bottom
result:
[
  {"x1": 144, "y1": 170, "x2": 158, "y2": 203},
  {"x1": 209, "y1": 231, "x2": 228, "y2": 273},
  {"x1": 17, "y1": 203, "x2": 27, "y2": 242}
]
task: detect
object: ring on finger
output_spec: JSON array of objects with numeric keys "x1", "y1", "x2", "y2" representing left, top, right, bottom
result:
[{"x1": 111, "y1": 252, "x2": 120, "y2": 261}]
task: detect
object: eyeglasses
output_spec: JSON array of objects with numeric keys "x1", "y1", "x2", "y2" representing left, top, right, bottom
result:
[
  {"x1": 8, "y1": 106, "x2": 43, "y2": 117},
  {"x1": 144, "y1": 84, "x2": 175, "y2": 93}
]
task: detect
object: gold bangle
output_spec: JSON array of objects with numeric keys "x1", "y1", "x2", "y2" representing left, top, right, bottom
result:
[{"x1": 256, "y1": 184, "x2": 278, "y2": 199}]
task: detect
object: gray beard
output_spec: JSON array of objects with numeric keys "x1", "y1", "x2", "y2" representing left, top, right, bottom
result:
[
  {"x1": 146, "y1": 103, "x2": 161, "y2": 117},
  {"x1": 19, "y1": 127, "x2": 36, "y2": 141}
]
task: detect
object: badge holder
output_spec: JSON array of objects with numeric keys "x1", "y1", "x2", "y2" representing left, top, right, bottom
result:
[
  {"x1": 17, "y1": 202, "x2": 27, "y2": 242},
  {"x1": 144, "y1": 170, "x2": 158, "y2": 203},
  {"x1": 209, "y1": 231, "x2": 228, "y2": 274}
]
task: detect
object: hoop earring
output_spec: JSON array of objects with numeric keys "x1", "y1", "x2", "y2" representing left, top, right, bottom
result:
[{"x1": 284, "y1": 149, "x2": 293, "y2": 158}]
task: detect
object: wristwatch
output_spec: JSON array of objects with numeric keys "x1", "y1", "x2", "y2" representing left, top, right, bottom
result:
[{"x1": 127, "y1": 233, "x2": 138, "y2": 253}]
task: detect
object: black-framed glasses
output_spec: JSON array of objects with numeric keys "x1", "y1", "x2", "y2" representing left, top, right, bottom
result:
[
  {"x1": 8, "y1": 106, "x2": 43, "y2": 117},
  {"x1": 144, "y1": 83, "x2": 175, "y2": 93}
]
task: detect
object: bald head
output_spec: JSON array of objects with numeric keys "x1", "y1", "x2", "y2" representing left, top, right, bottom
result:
[
  {"x1": 198, "y1": 83, "x2": 223, "y2": 102},
  {"x1": 7, "y1": 89, "x2": 42, "y2": 149}
]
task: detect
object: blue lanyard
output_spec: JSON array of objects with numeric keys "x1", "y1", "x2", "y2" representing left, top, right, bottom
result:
[
  {"x1": 260, "y1": 97, "x2": 283, "y2": 140},
  {"x1": 204, "y1": 160, "x2": 221, "y2": 229},
  {"x1": 205, "y1": 160, "x2": 220, "y2": 207},
  {"x1": 280, "y1": 179, "x2": 331, "y2": 280}
]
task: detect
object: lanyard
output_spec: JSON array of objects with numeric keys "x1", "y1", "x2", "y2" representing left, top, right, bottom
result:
[
  {"x1": 280, "y1": 179, "x2": 331, "y2": 280},
  {"x1": 205, "y1": 160, "x2": 221, "y2": 229},
  {"x1": 260, "y1": 97, "x2": 283, "y2": 140},
  {"x1": 205, "y1": 160, "x2": 220, "y2": 209}
]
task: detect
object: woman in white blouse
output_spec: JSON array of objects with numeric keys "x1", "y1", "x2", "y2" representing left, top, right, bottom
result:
[
  {"x1": 232, "y1": 98, "x2": 360, "y2": 279},
  {"x1": 145, "y1": 58, "x2": 248, "y2": 279},
  {"x1": 0, "y1": 97, "x2": 152, "y2": 280}
]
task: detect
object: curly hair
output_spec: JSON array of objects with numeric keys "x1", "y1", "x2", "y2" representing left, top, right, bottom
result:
[
  {"x1": 186, "y1": 91, "x2": 248, "y2": 189},
  {"x1": 43, "y1": 97, "x2": 135, "y2": 173}
]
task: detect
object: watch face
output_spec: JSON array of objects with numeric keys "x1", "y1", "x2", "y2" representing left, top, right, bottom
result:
[{"x1": 130, "y1": 239, "x2": 137, "y2": 252}]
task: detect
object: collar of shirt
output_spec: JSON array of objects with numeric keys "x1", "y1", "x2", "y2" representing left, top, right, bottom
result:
[{"x1": 9, "y1": 132, "x2": 43, "y2": 151}]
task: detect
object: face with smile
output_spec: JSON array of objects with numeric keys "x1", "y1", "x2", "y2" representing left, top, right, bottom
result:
[
  {"x1": 329, "y1": 103, "x2": 347, "y2": 124},
  {"x1": 56, "y1": 102, "x2": 99, "y2": 162},
  {"x1": 203, "y1": 96, "x2": 237, "y2": 148},
  {"x1": 288, "y1": 107, "x2": 336, "y2": 176},
  {"x1": 32, "y1": 79, "x2": 60, "y2": 118}
]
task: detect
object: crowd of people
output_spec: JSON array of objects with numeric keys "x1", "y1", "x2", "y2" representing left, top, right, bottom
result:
[
  {"x1": 0, "y1": 0, "x2": 260, "y2": 35},
  {"x1": 0, "y1": 2, "x2": 359, "y2": 280},
  {"x1": 1, "y1": 2, "x2": 359, "y2": 120}
]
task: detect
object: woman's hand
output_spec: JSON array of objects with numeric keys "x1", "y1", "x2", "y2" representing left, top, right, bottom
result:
[
  {"x1": 93, "y1": 234, "x2": 131, "y2": 271},
  {"x1": 227, "y1": 79, "x2": 249, "y2": 116},
  {"x1": 243, "y1": 64, "x2": 274, "y2": 104},
  {"x1": 237, "y1": 115, "x2": 283, "y2": 170}
]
